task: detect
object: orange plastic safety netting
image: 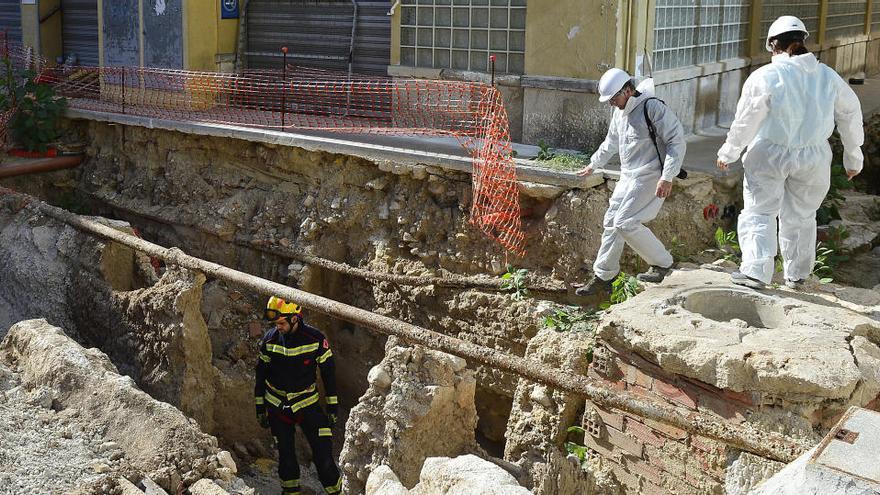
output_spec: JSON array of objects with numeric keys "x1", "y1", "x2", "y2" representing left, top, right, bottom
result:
[{"x1": 1, "y1": 39, "x2": 524, "y2": 254}]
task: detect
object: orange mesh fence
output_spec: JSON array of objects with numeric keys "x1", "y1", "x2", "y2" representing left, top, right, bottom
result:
[{"x1": 2, "y1": 38, "x2": 524, "y2": 254}]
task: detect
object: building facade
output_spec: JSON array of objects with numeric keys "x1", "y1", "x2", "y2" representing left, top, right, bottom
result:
[
  {"x1": 388, "y1": 0, "x2": 880, "y2": 147},
  {"x1": 4, "y1": 0, "x2": 879, "y2": 148}
]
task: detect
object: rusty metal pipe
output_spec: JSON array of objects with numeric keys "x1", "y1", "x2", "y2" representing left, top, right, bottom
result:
[{"x1": 0, "y1": 155, "x2": 84, "y2": 179}]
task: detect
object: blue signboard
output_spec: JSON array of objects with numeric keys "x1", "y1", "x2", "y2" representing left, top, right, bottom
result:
[{"x1": 221, "y1": 0, "x2": 239, "y2": 19}]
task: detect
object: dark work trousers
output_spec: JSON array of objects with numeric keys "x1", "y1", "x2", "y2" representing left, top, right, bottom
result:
[{"x1": 268, "y1": 403, "x2": 341, "y2": 495}]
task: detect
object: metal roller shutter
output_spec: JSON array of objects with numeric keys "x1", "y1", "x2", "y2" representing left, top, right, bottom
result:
[
  {"x1": 246, "y1": 0, "x2": 391, "y2": 76},
  {"x1": 62, "y1": 0, "x2": 99, "y2": 66},
  {"x1": 0, "y1": 0, "x2": 22, "y2": 45}
]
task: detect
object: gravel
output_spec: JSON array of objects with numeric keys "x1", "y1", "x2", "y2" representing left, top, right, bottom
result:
[{"x1": 0, "y1": 362, "x2": 121, "y2": 495}]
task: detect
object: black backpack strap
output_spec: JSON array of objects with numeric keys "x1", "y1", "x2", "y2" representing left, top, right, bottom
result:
[
  {"x1": 642, "y1": 97, "x2": 687, "y2": 180},
  {"x1": 642, "y1": 97, "x2": 664, "y2": 166}
]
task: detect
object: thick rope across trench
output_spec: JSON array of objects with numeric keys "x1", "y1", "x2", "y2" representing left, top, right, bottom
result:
[{"x1": 5, "y1": 189, "x2": 809, "y2": 463}]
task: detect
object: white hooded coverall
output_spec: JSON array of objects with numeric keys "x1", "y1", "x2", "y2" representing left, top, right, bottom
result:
[
  {"x1": 718, "y1": 53, "x2": 864, "y2": 284},
  {"x1": 590, "y1": 92, "x2": 686, "y2": 281}
]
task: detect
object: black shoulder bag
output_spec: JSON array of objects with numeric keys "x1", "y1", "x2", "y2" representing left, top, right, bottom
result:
[{"x1": 643, "y1": 97, "x2": 687, "y2": 180}]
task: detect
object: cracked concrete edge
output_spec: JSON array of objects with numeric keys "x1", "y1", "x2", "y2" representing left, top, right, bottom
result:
[{"x1": 64, "y1": 108, "x2": 617, "y2": 190}]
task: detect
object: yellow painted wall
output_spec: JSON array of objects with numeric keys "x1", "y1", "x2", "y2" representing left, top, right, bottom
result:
[
  {"x1": 523, "y1": 0, "x2": 622, "y2": 79},
  {"x1": 184, "y1": 0, "x2": 240, "y2": 70},
  {"x1": 20, "y1": 3, "x2": 38, "y2": 56},
  {"x1": 97, "y1": 0, "x2": 104, "y2": 66},
  {"x1": 390, "y1": 5, "x2": 400, "y2": 65},
  {"x1": 39, "y1": 0, "x2": 63, "y2": 66},
  {"x1": 184, "y1": 0, "x2": 217, "y2": 70},
  {"x1": 218, "y1": 15, "x2": 238, "y2": 55}
]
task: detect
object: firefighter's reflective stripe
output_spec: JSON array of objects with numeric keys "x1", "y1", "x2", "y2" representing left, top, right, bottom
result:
[
  {"x1": 265, "y1": 342, "x2": 320, "y2": 357},
  {"x1": 326, "y1": 395, "x2": 338, "y2": 405},
  {"x1": 282, "y1": 490, "x2": 301, "y2": 495},
  {"x1": 265, "y1": 390, "x2": 320, "y2": 412},
  {"x1": 324, "y1": 477, "x2": 343, "y2": 494},
  {"x1": 281, "y1": 478, "x2": 301, "y2": 488},
  {"x1": 259, "y1": 352, "x2": 271, "y2": 363},
  {"x1": 317, "y1": 348, "x2": 333, "y2": 363},
  {"x1": 254, "y1": 396, "x2": 264, "y2": 405},
  {"x1": 267, "y1": 381, "x2": 316, "y2": 400},
  {"x1": 318, "y1": 427, "x2": 332, "y2": 437}
]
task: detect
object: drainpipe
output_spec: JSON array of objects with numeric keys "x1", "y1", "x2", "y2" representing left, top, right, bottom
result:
[
  {"x1": 387, "y1": 0, "x2": 400, "y2": 16},
  {"x1": 234, "y1": 0, "x2": 250, "y2": 73},
  {"x1": 0, "y1": 155, "x2": 84, "y2": 179},
  {"x1": 346, "y1": 0, "x2": 359, "y2": 115},
  {"x1": 348, "y1": 0, "x2": 359, "y2": 77}
]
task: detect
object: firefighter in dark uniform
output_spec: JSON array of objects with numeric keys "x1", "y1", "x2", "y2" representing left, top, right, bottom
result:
[{"x1": 255, "y1": 296, "x2": 342, "y2": 495}]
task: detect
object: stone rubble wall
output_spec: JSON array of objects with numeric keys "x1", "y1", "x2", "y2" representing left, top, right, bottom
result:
[
  {"x1": 339, "y1": 338, "x2": 480, "y2": 494},
  {"x1": 1, "y1": 119, "x2": 741, "y2": 443},
  {"x1": 502, "y1": 326, "x2": 619, "y2": 494}
]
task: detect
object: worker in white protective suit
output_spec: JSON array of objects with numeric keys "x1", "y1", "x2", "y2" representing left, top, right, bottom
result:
[
  {"x1": 575, "y1": 68, "x2": 686, "y2": 296},
  {"x1": 717, "y1": 16, "x2": 864, "y2": 289}
]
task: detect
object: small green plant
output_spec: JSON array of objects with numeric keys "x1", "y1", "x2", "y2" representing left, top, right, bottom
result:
[
  {"x1": 669, "y1": 235, "x2": 693, "y2": 263},
  {"x1": 535, "y1": 140, "x2": 555, "y2": 161},
  {"x1": 7, "y1": 75, "x2": 67, "y2": 152},
  {"x1": 714, "y1": 227, "x2": 741, "y2": 262},
  {"x1": 599, "y1": 272, "x2": 642, "y2": 309},
  {"x1": 500, "y1": 265, "x2": 529, "y2": 301},
  {"x1": 543, "y1": 307, "x2": 599, "y2": 332},
  {"x1": 565, "y1": 426, "x2": 593, "y2": 468},
  {"x1": 812, "y1": 228, "x2": 850, "y2": 283},
  {"x1": 816, "y1": 164, "x2": 853, "y2": 226},
  {"x1": 543, "y1": 152, "x2": 591, "y2": 171}
]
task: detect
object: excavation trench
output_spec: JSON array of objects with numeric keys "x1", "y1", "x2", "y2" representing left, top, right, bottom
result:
[
  {"x1": 4, "y1": 117, "x2": 878, "y2": 494},
  {"x1": 2, "y1": 186, "x2": 809, "y2": 464}
]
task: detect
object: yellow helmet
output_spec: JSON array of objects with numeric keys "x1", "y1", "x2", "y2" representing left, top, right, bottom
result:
[{"x1": 265, "y1": 296, "x2": 302, "y2": 321}]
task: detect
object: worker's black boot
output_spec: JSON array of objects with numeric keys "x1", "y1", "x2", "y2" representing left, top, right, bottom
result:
[
  {"x1": 636, "y1": 266, "x2": 671, "y2": 283},
  {"x1": 575, "y1": 276, "x2": 614, "y2": 296}
]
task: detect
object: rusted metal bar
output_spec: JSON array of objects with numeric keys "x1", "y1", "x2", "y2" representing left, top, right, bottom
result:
[
  {"x1": 0, "y1": 155, "x2": 84, "y2": 179},
  {"x1": 9, "y1": 189, "x2": 807, "y2": 463}
]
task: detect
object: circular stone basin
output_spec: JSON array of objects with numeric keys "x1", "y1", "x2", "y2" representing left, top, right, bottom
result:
[{"x1": 680, "y1": 289, "x2": 785, "y2": 329}]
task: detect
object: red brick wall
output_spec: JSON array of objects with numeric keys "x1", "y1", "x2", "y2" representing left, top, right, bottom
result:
[{"x1": 581, "y1": 343, "x2": 757, "y2": 495}]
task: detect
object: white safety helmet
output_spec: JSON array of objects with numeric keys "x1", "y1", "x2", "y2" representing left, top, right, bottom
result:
[
  {"x1": 598, "y1": 68, "x2": 632, "y2": 102},
  {"x1": 766, "y1": 15, "x2": 809, "y2": 52}
]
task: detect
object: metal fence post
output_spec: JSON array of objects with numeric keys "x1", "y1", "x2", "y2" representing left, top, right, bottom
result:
[{"x1": 281, "y1": 46, "x2": 288, "y2": 129}]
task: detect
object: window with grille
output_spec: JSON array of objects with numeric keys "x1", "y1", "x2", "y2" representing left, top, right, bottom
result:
[
  {"x1": 760, "y1": 0, "x2": 821, "y2": 46},
  {"x1": 654, "y1": 0, "x2": 749, "y2": 72},
  {"x1": 399, "y1": 0, "x2": 526, "y2": 74},
  {"x1": 825, "y1": 0, "x2": 868, "y2": 40},
  {"x1": 873, "y1": 0, "x2": 880, "y2": 32}
]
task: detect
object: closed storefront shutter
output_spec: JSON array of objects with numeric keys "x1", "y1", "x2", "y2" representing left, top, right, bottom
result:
[
  {"x1": 62, "y1": 0, "x2": 99, "y2": 66},
  {"x1": 0, "y1": 0, "x2": 22, "y2": 44},
  {"x1": 246, "y1": 0, "x2": 391, "y2": 75}
]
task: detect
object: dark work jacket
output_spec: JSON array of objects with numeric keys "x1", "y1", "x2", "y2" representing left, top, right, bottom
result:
[{"x1": 254, "y1": 320, "x2": 338, "y2": 414}]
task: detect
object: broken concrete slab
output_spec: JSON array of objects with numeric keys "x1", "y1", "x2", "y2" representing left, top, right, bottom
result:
[
  {"x1": 117, "y1": 477, "x2": 146, "y2": 495},
  {"x1": 598, "y1": 268, "x2": 880, "y2": 400},
  {"x1": 748, "y1": 407, "x2": 880, "y2": 494},
  {"x1": 188, "y1": 479, "x2": 231, "y2": 495},
  {"x1": 366, "y1": 455, "x2": 532, "y2": 495}
]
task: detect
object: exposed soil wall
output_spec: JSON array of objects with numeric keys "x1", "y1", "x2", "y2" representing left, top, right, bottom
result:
[{"x1": 1, "y1": 117, "x2": 740, "y2": 455}]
